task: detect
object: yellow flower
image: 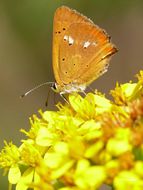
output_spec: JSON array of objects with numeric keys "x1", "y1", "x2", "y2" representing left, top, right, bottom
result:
[
  {"x1": 74, "y1": 159, "x2": 106, "y2": 189},
  {"x1": 0, "y1": 141, "x2": 20, "y2": 168},
  {"x1": 111, "y1": 82, "x2": 139, "y2": 105},
  {"x1": 20, "y1": 140, "x2": 42, "y2": 167},
  {"x1": 106, "y1": 128, "x2": 132, "y2": 156},
  {"x1": 134, "y1": 161, "x2": 143, "y2": 178},
  {"x1": 44, "y1": 141, "x2": 74, "y2": 179},
  {"x1": 114, "y1": 171, "x2": 143, "y2": 190},
  {"x1": 1, "y1": 70, "x2": 143, "y2": 190}
]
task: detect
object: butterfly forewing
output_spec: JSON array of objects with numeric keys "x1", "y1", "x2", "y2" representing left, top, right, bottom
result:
[
  {"x1": 52, "y1": 6, "x2": 117, "y2": 90},
  {"x1": 53, "y1": 6, "x2": 94, "y2": 86}
]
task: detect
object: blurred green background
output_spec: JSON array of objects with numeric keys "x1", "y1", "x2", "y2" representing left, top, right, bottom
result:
[{"x1": 0, "y1": 0, "x2": 143, "y2": 189}]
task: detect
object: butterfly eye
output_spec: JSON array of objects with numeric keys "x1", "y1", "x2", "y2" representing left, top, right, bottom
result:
[
  {"x1": 63, "y1": 28, "x2": 66, "y2": 31},
  {"x1": 62, "y1": 58, "x2": 65, "y2": 61},
  {"x1": 51, "y1": 83, "x2": 57, "y2": 91}
]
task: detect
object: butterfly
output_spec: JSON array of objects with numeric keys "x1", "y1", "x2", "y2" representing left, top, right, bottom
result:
[{"x1": 21, "y1": 6, "x2": 117, "y2": 99}]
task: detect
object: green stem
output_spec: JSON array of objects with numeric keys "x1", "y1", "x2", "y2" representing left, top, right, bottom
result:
[{"x1": 8, "y1": 183, "x2": 12, "y2": 190}]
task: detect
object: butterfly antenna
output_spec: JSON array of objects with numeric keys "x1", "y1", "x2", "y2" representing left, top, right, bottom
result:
[{"x1": 20, "y1": 82, "x2": 54, "y2": 98}]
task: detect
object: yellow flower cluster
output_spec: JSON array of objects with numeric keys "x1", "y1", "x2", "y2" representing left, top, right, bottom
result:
[{"x1": 1, "y1": 71, "x2": 143, "y2": 190}]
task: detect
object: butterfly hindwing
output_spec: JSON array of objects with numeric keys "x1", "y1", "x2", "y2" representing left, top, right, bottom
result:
[{"x1": 58, "y1": 22, "x2": 116, "y2": 85}]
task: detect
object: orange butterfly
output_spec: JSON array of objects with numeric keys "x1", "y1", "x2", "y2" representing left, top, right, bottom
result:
[{"x1": 21, "y1": 6, "x2": 117, "y2": 98}]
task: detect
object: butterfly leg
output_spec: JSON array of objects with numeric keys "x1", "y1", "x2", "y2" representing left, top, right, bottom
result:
[
  {"x1": 87, "y1": 86, "x2": 95, "y2": 93},
  {"x1": 45, "y1": 88, "x2": 51, "y2": 107},
  {"x1": 60, "y1": 93, "x2": 69, "y2": 104},
  {"x1": 81, "y1": 90, "x2": 87, "y2": 97}
]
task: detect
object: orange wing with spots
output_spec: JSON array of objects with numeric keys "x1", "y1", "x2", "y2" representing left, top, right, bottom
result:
[{"x1": 52, "y1": 6, "x2": 117, "y2": 87}]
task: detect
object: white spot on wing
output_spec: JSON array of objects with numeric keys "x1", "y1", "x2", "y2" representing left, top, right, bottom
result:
[
  {"x1": 92, "y1": 42, "x2": 97, "y2": 46},
  {"x1": 83, "y1": 41, "x2": 90, "y2": 48},
  {"x1": 69, "y1": 36, "x2": 74, "y2": 45},
  {"x1": 64, "y1": 35, "x2": 68, "y2": 41}
]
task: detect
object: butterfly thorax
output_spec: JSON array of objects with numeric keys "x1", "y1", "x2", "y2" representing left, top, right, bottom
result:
[{"x1": 51, "y1": 82, "x2": 86, "y2": 94}]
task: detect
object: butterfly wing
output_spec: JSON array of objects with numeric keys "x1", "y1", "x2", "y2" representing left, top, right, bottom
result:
[
  {"x1": 52, "y1": 6, "x2": 117, "y2": 88},
  {"x1": 58, "y1": 22, "x2": 117, "y2": 85},
  {"x1": 52, "y1": 6, "x2": 95, "y2": 86}
]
